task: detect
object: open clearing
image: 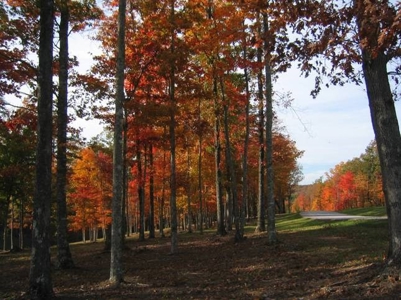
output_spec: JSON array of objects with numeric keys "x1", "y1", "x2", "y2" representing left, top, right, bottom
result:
[{"x1": 1, "y1": 213, "x2": 400, "y2": 299}]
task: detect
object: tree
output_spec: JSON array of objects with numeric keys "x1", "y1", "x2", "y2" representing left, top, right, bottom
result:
[
  {"x1": 56, "y1": 0, "x2": 74, "y2": 269},
  {"x1": 59, "y1": 0, "x2": 104, "y2": 243},
  {"x1": 28, "y1": 0, "x2": 55, "y2": 297},
  {"x1": 136, "y1": 143, "x2": 145, "y2": 242},
  {"x1": 255, "y1": 11, "x2": 265, "y2": 233},
  {"x1": 273, "y1": 133, "x2": 304, "y2": 213},
  {"x1": 289, "y1": 0, "x2": 400, "y2": 273},
  {"x1": 299, "y1": 139, "x2": 385, "y2": 213},
  {"x1": 359, "y1": 141, "x2": 383, "y2": 206},
  {"x1": 148, "y1": 144, "x2": 156, "y2": 237},
  {"x1": 262, "y1": 11, "x2": 277, "y2": 245},
  {"x1": 196, "y1": 104, "x2": 205, "y2": 234},
  {"x1": 0, "y1": 1, "x2": 38, "y2": 97},
  {"x1": 78, "y1": 0, "x2": 306, "y2": 248},
  {"x1": 169, "y1": 0, "x2": 178, "y2": 254},
  {"x1": 355, "y1": 1, "x2": 401, "y2": 273},
  {"x1": 69, "y1": 148, "x2": 112, "y2": 241},
  {"x1": 337, "y1": 171, "x2": 357, "y2": 210},
  {"x1": 0, "y1": 102, "x2": 36, "y2": 251},
  {"x1": 109, "y1": 0, "x2": 126, "y2": 285},
  {"x1": 240, "y1": 25, "x2": 251, "y2": 237},
  {"x1": 286, "y1": 163, "x2": 304, "y2": 213}
]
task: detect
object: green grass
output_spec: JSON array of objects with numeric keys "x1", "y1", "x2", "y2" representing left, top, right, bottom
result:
[
  {"x1": 276, "y1": 211, "x2": 388, "y2": 235},
  {"x1": 276, "y1": 212, "x2": 389, "y2": 262},
  {"x1": 276, "y1": 213, "x2": 326, "y2": 232},
  {"x1": 340, "y1": 206, "x2": 386, "y2": 216}
]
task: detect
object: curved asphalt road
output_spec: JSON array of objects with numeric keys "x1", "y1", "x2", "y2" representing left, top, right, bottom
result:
[{"x1": 300, "y1": 211, "x2": 387, "y2": 220}]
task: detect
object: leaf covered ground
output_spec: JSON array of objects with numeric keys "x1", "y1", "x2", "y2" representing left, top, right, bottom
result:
[{"x1": 1, "y1": 214, "x2": 401, "y2": 299}]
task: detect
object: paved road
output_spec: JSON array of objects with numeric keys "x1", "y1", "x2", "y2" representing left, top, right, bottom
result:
[{"x1": 300, "y1": 211, "x2": 387, "y2": 220}]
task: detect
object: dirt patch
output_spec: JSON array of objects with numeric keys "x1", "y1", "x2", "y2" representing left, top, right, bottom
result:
[{"x1": 1, "y1": 228, "x2": 400, "y2": 299}]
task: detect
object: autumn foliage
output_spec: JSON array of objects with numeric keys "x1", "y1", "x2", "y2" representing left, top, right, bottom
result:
[
  {"x1": 0, "y1": 0, "x2": 398, "y2": 248},
  {"x1": 293, "y1": 141, "x2": 384, "y2": 212},
  {"x1": 68, "y1": 148, "x2": 112, "y2": 241}
]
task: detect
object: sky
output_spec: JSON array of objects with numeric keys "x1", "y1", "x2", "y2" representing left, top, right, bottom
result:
[
  {"x1": 68, "y1": 33, "x2": 104, "y2": 140},
  {"x1": 69, "y1": 32, "x2": 400, "y2": 186},
  {"x1": 275, "y1": 69, "x2": 401, "y2": 185}
]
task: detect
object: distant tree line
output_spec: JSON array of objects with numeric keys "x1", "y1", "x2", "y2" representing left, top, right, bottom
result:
[{"x1": 293, "y1": 141, "x2": 384, "y2": 212}]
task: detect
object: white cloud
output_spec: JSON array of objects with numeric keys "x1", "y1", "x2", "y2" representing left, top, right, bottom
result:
[
  {"x1": 276, "y1": 68, "x2": 401, "y2": 185},
  {"x1": 69, "y1": 31, "x2": 101, "y2": 73}
]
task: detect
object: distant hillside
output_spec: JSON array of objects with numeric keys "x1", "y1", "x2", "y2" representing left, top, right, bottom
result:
[{"x1": 294, "y1": 184, "x2": 312, "y2": 196}]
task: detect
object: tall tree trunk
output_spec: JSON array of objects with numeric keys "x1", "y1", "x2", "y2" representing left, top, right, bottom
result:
[
  {"x1": 56, "y1": 0, "x2": 74, "y2": 269},
  {"x1": 19, "y1": 199, "x2": 23, "y2": 249},
  {"x1": 137, "y1": 144, "x2": 145, "y2": 241},
  {"x1": 149, "y1": 144, "x2": 155, "y2": 238},
  {"x1": 220, "y1": 78, "x2": 241, "y2": 241},
  {"x1": 2, "y1": 196, "x2": 10, "y2": 251},
  {"x1": 169, "y1": 0, "x2": 178, "y2": 254},
  {"x1": 10, "y1": 198, "x2": 13, "y2": 250},
  {"x1": 354, "y1": 0, "x2": 401, "y2": 273},
  {"x1": 159, "y1": 149, "x2": 167, "y2": 237},
  {"x1": 225, "y1": 188, "x2": 233, "y2": 231},
  {"x1": 29, "y1": 0, "x2": 55, "y2": 297},
  {"x1": 186, "y1": 141, "x2": 192, "y2": 233},
  {"x1": 104, "y1": 223, "x2": 111, "y2": 251},
  {"x1": 198, "y1": 128, "x2": 203, "y2": 234},
  {"x1": 213, "y1": 76, "x2": 226, "y2": 236},
  {"x1": 205, "y1": 0, "x2": 226, "y2": 235},
  {"x1": 277, "y1": 195, "x2": 285, "y2": 214},
  {"x1": 362, "y1": 50, "x2": 401, "y2": 272},
  {"x1": 241, "y1": 31, "x2": 251, "y2": 238},
  {"x1": 255, "y1": 12, "x2": 266, "y2": 233},
  {"x1": 109, "y1": 0, "x2": 126, "y2": 285},
  {"x1": 121, "y1": 108, "x2": 128, "y2": 242},
  {"x1": 3, "y1": 220, "x2": 6, "y2": 251},
  {"x1": 287, "y1": 185, "x2": 292, "y2": 214},
  {"x1": 263, "y1": 12, "x2": 277, "y2": 244},
  {"x1": 101, "y1": 165, "x2": 111, "y2": 250},
  {"x1": 196, "y1": 96, "x2": 204, "y2": 234}
]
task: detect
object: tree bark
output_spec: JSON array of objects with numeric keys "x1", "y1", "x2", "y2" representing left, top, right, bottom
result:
[
  {"x1": 354, "y1": 0, "x2": 401, "y2": 274},
  {"x1": 169, "y1": 0, "x2": 178, "y2": 254},
  {"x1": 220, "y1": 78, "x2": 241, "y2": 241},
  {"x1": 121, "y1": 109, "x2": 128, "y2": 242},
  {"x1": 109, "y1": 0, "x2": 126, "y2": 285},
  {"x1": 263, "y1": 12, "x2": 278, "y2": 244},
  {"x1": 186, "y1": 142, "x2": 193, "y2": 233},
  {"x1": 56, "y1": 0, "x2": 74, "y2": 270},
  {"x1": 137, "y1": 145, "x2": 145, "y2": 242},
  {"x1": 29, "y1": 0, "x2": 55, "y2": 298},
  {"x1": 104, "y1": 224, "x2": 111, "y2": 251},
  {"x1": 19, "y1": 199, "x2": 24, "y2": 249},
  {"x1": 159, "y1": 149, "x2": 167, "y2": 237},
  {"x1": 213, "y1": 76, "x2": 226, "y2": 236},
  {"x1": 362, "y1": 50, "x2": 401, "y2": 271},
  {"x1": 198, "y1": 128, "x2": 203, "y2": 234},
  {"x1": 149, "y1": 144, "x2": 156, "y2": 238},
  {"x1": 241, "y1": 32, "x2": 250, "y2": 238},
  {"x1": 10, "y1": 198, "x2": 14, "y2": 251},
  {"x1": 255, "y1": 12, "x2": 266, "y2": 233}
]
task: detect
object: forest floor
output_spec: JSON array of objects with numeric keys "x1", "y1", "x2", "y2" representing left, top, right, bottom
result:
[{"x1": 1, "y1": 213, "x2": 401, "y2": 299}]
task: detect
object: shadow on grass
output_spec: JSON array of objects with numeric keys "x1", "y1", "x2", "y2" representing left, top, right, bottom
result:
[
  {"x1": 341, "y1": 206, "x2": 386, "y2": 217},
  {"x1": 1, "y1": 213, "x2": 397, "y2": 300},
  {"x1": 276, "y1": 213, "x2": 388, "y2": 265}
]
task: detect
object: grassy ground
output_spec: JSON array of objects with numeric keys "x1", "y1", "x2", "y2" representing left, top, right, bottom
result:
[
  {"x1": 340, "y1": 206, "x2": 387, "y2": 217},
  {"x1": 1, "y1": 208, "x2": 400, "y2": 299}
]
